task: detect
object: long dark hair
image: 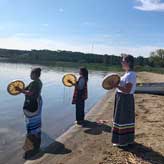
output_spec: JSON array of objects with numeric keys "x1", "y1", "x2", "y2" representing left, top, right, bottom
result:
[
  {"x1": 80, "y1": 67, "x2": 88, "y2": 81},
  {"x1": 123, "y1": 55, "x2": 134, "y2": 70}
]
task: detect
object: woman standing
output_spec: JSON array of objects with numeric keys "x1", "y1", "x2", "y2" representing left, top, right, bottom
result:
[
  {"x1": 16, "y1": 68, "x2": 43, "y2": 158},
  {"x1": 71, "y1": 67, "x2": 88, "y2": 125},
  {"x1": 111, "y1": 55, "x2": 136, "y2": 147}
]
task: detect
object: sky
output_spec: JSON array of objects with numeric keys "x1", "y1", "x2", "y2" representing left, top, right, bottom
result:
[{"x1": 0, "y1": 0, "x2": 164, "y2": 57}]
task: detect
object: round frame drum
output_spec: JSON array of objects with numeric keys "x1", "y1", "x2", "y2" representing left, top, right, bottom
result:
[
  {"x1": 102, "y1": 73, "x2": 120, "y2": 90},
  {"x1": 7, "y1": 80, "x2": 25, "y2": 95},
  {"x1": 62, "y1": 74, "x2": 77, "y2": 87}
]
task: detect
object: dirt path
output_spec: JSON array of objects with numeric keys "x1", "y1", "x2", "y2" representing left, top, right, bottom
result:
[{"x1": 26, "y1": 72, "x2": 164, "y2": 164}]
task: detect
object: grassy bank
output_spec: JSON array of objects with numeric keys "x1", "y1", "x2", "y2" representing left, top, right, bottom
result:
[{"x1": 0, "y1": 59, "x2": 123, "y2": 71}]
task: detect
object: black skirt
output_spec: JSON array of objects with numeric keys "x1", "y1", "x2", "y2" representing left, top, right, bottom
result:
[{"x1": 112, "y1": 92, "x2": 135, "y2": 145}]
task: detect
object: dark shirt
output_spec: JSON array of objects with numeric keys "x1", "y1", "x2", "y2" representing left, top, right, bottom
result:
[
  {"x1": 23, "y1": 79, "x2": 42, "y2": 112},
  {"x1": 77, "y1": 77, "x2": 86, "y2": 100}
]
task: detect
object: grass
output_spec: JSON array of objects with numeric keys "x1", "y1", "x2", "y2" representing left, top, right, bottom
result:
[
  {"x1": 0, "y1": 58, "x2": 122, "y2": 72},
  {"x1": 0, "y1": 58, "x2": 164, "y2": 74},
  {"x1": 135, "y1": 65, "x2": 164, "y2": 74}
]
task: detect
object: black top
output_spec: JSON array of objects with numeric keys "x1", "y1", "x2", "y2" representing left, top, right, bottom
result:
[{"x1": 23, "y1": 79, "x2": 42, "y2": 113}]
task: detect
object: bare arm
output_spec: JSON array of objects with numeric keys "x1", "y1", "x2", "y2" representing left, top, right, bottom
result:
[
  {"x1": 117, "y1": 83, "x2": 133, "y2": 94},
  {"x1": 15, "y1": 87, "x2": 33, "y2": 96}
]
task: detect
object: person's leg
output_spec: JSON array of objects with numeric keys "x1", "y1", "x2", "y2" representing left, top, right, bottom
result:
[
  {"x1": 76, "y1": 102, "x2": 80, "y2": 122},
  {"x1": 80, "y1": 100, "x2": 85, "y2": 121},
  {"x1": 24, "y1": 133, "x2": 41, "y2": 159},
  {"x1": 33, "y1": 132, "x2": 41, "y2": 151},
  {"x1": 76, "y1": 100, "x2": 85, "y2": 123}
]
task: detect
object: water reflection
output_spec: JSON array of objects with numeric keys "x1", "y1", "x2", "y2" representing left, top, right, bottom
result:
[{"x1": 0, "y1": 62, "x2": 107, "y2": 163}]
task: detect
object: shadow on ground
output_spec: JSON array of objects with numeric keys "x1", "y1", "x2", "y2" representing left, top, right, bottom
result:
[
  {"x1": 120, "y1": 142, "x2": 164, "y2": 164},
  {"x1": 25, "y1": 132, "x2": 72, "y2": 161},
  {"x1": 82, "y1": 120, "x2": 111, "y2": 135}
]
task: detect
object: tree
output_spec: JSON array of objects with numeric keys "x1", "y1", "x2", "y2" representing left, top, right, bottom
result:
[
  {"x1": 136, "y1": 56, "x2": 145, "y2": 66},
  {"x1": 149, "y1": 49, "x2": 164, "y2": 67}
]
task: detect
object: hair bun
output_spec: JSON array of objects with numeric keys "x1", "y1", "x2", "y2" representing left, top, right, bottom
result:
[
  {"x1": 34, "y1": 67, "x2": 41, "y2": 72},
  {"x1": 31, "y1": 67, "x2": 42, "y2": 77}
]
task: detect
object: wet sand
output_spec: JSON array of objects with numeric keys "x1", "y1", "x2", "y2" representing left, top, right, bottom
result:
[{"x1": 25, "y1": 72, "x2": 164, "y2": 164}]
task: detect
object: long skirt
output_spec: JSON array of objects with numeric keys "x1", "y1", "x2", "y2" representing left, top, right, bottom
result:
[
  {"x1": 76, "y1": 100, "x2": 85, "y2": 122},
  {"x1": 23, "y1": 97, "x2": 42, "y2": 151},
  {"x1": 112, "y1": 92, "x2": 135, "y2": 145}
]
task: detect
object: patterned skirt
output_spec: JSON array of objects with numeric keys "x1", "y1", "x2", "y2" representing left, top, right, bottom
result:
[
  {"x1": 24, "y1": 97, "x2": 43, "y2": 135},
  {"x1": 112, "y1": 92, "x2": 135, "y2": 145}
]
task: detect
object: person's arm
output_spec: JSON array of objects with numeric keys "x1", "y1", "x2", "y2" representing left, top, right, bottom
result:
[
  {"x1": 15, "y1": 81, "x2": 39, "y2": 96},
  {"x1": 15, "y1": 87, "x2": 34, "y2": 96},
  {"x1": 67, "y1": 78, "x2": 85, "y2": 90},
  {"x1": 67, "y1": 80, "x2": 76, "y2": 86},
  {"x1": 112, "y1": 73, "x2": 135, "y2": 94},
  {"x1": 77, "y1": 78, "x2": 85, "y2": 90},
  {"x1": 117, "y1": 83, "x2": 133, "y2": 94}
]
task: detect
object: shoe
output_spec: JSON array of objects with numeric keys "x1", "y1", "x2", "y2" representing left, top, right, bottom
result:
[
  {"x1": 112, "y1": 143, "x2": 119, "y2": 147},
  {"x1": 112, "y1": 143, "x2": 129, "y2": 147},
  {"x1": 128, "y1": 142, "x2": 134, "y2": 145},
  {"x1": 118, "y1": 144, "x2": 129, "y2": 147},
  {"x1": 23, "y1": 148, "x2": 40, "y2": 160},
  {"x1": 76, "y1": 121, "x2": 84, "y2": 125}
]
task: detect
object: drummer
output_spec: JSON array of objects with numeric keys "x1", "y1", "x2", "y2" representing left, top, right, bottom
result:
[
  {"x1": 16, "y1": 68, "x2": 43, "y2": 158},
  {"x1": 111, "y1": 55, "x2": 136, "y2": 147},
  {"x1": 69, "y1": 67, "x2": 88, "y2": 125}
]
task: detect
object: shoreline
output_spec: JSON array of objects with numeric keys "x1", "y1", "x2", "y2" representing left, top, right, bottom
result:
[
  {"x1": 0, "y1": 59, "x2": 122, "y2": 72},
  {"x1": 26, "y1": 72, "x2": 164, "y2": 164},
  {"x1": 1, "y1": 60, "x2": 164, "y2": 74},
  {"x1": 25, "y1": 91, "x2": 114, "y2": 164}
]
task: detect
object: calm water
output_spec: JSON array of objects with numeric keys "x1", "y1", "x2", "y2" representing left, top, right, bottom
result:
[{"x1": 0, "y1": 62, "x2": 107, "y2": 163}]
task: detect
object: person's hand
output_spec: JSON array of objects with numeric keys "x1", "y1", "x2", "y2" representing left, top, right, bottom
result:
[
  {"x1": 67, "y1": 80, "x2": 73, "y2": 84},
  {"x1": 15, "y1": 86, "x2": 22, "y2": 92},
  {"x1": 110, "y1": 81, "x2": 118, "y2": 89}
]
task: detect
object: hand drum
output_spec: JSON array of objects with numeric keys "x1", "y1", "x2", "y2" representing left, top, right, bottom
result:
[
  {"x1": 62, "y1": 74, "x2": 77, "y2": 87},
  {"x1": 102, "y1": 73, "x2": 120, "y2": 90},
  {"x1": 7, "y1": 80, "x2": 25, "y2": 95}
]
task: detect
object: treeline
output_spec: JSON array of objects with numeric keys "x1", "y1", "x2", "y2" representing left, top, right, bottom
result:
[
  {"x1": 0, "y1": 48, "x2": 164, "y2": 67},
  {"x1": 0, "y1": 49, "x2": 122, "y2": 65}
]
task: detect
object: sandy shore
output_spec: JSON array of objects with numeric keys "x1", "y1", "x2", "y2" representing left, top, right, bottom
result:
[{"x1": 26, "y1": 72, "x2": 164, "y2": 164}]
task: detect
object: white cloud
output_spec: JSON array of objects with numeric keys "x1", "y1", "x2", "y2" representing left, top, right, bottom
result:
[
  {"x1": 0, "y1": 36, "x2": 162, "y2": 57},
  {"x1": 134, "y1": 0, "x2": 164, "y2": 11}
]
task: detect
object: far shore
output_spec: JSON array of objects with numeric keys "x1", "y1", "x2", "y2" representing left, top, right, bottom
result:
[{"x1": 0, "y1": 59, "x2": 164, "y2": 74}]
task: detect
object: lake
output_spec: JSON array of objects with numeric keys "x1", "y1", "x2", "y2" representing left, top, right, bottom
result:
[{"x1": 0, "y1": 62, "x2": 108, "y2": 163}]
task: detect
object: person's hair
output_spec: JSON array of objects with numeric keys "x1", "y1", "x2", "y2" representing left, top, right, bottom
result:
[
  {"x1": 80, "y1": 67, "x2": 88, "y2": 81},
  {"x1": 31, "y1": 67, "x2": 41, "y2": 78},
  {"x1": 123, "y1": 55, "x2": 134, "y2": 70}
]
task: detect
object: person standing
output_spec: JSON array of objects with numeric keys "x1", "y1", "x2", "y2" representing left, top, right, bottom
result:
[
  {"x1": 111, "y1": 55, "x2": 136, "y2": 147},
  {"x1": 71, "y1": 67, "x2": 88, "y2": 125},
  {"x1": 16, "y1": 68, "x2": 43, "y2": 158}
]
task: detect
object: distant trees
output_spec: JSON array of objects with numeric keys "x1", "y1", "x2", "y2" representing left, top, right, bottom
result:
[
  {"x1": 0, "y1": 48, "x2": 164, "y2": 68},
  {"x1": 103, "y1": 54, "x2": 121, "y2": 65},
  {"x1": 136, "y1": 56, "x2": 145, "y2": 66},
  {"x1": 149, "y1": 49, "x2": 164, "y2": 67},
  {"x1": 0, "y1": 49, "x2": 121, "y2": 65}
]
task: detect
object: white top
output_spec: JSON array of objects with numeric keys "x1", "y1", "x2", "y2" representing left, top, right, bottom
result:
[{"x1": 117, "y1": 71, "x2": 136, "y2": 94}]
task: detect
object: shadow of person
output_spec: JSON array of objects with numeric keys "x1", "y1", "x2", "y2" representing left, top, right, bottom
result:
[
  {"x1": 82, "y1": 120, "x2": 111, "y2": 135},
  {"x1": 44, "y1": 141, "x2": 72, "y2": 155},
  {"x1": 119, "y1": 142, "x2": 164, "y2": 164},
  {"x1": 23, "y1": 132, "x2": 72, "y2": 161}
]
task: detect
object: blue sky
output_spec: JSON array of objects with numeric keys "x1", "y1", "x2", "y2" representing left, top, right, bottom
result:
[{"x1": 0, "y1": 0, "x2": 164, "y2": 57}]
